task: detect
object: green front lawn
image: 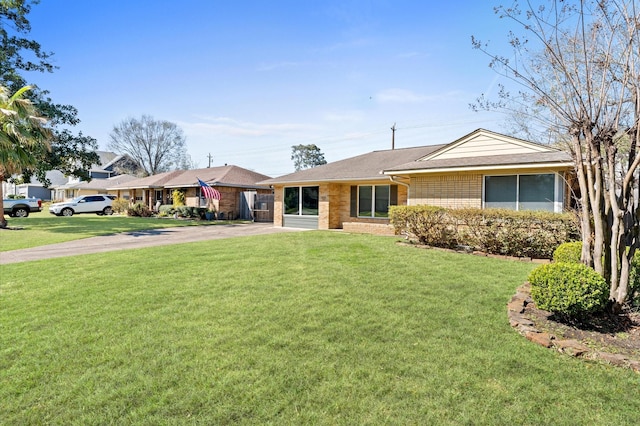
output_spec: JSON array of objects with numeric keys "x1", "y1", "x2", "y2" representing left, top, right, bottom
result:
[
  {"x1": 0, "y1": 210, "x2": 223, "y2": 252},
  {"x1": 2, "y1": 232, "x2": 638, "y2": 424}
]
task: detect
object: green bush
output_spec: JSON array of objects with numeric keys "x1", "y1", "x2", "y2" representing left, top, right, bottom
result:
[
  {"x1": 553, "y1": 241, "x2": 583, "y2": 263},
  {"x1": 551, "y1": 243, "x2": 638, "y2": 307},
  {"x1": 127, "y1": 203, "x2": 153, "y2": 217},
  {"x1": 111, "y1": 198, "x2": 129, "y2": 214},
  {"x1": 158, "y1": 205, "x2": 175, "y2": 217},
  {"x1": 529, "y1": 262, "x2": 609, "y2": 317},
  {"x1": 389, "y1": 205, "x2": 579, "y2": 258},
  {"x1": 390, "y1": 205, "x2": 457, "y2": 248}
]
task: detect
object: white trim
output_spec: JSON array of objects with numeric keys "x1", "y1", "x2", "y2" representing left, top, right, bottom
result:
[
  {"x1": 384, "y1": 162, "x2": 574, "y2": 175},
  {"x1": 482, "y1": 172, "x2": 563, "y2": 213},
  {"x1": 554, "y1": 173, "x2": 564, "y2": 212},
  {"x1": 357, "y1": 184, "x2": 391, "y2": 219}
]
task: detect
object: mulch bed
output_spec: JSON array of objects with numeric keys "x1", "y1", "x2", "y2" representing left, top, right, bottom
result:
[{"x1": 523, "y1": 302, "x2": 640, "y2": 360}]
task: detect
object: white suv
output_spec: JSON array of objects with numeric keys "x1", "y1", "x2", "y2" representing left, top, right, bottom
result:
[{"x1": 49, "y1": 195, "x2": 115, "y2": 217}]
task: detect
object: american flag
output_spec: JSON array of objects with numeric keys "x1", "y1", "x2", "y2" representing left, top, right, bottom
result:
[{"x1": 198, "y1": 178, "x2": 221, "y2": 200}]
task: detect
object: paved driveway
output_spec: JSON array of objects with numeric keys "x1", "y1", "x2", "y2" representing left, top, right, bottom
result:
[{"x1": 0, "y1": 223, "x2": 305, "y2": 265}]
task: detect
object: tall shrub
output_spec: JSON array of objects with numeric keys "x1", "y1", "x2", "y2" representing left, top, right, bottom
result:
[{"x1": 172, "y1": 190, "x2": 185, "y2": 207}]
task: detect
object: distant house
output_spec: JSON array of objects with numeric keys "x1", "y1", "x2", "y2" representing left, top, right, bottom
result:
[
  {"x1": 261, "y1": 129, "x2": 575, "y2": 234},
  {"x1": 3, "y1": 170, "x2": 68, "y2": 201},
  {"x1": 51, "y1": 151, "x2": 142, "y2": 200},
  {"x1": 108, "y1": 165, "x2": 273, "y2": 221}
]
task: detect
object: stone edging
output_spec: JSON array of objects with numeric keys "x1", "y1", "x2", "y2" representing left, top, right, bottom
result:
[{"x1": 508, "y1": 282, "x2": 640, "y2": 372}]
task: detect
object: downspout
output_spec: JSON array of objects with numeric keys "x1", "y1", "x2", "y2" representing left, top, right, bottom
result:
[
  {"x1": 388, "y1": 175, "x2": 411, "y2": 239},
  {"x1": 389, "y1": 174, "x2": 411, "y2": 205}
]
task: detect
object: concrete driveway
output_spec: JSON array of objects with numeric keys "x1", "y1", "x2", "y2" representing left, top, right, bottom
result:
[{"x1": 0, "y1": 223, "x2": 305, "y2": 265}]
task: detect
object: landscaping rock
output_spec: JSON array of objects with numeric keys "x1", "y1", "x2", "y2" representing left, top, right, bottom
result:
[
  {"x1": 597, "y1": 352, "x2": 631, "y2": 367},
  {"x1": 509, "y1": 282, "x2": 640, "y2": 373},
  {"x1": 525, "y1": 331, "x2": 554, "y2": 348},
  {"x1": 553, "y1": 339, "x2": 590, "y2": 357}
]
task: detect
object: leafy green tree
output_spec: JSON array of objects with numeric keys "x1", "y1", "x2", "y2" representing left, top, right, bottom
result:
[
  {"x1": 291, "y1": 144, "x2": 327, "y2": 171},
  {"x1": 1, "y1": 0, "x2": 99, "y2": 187},
  {"x1": 108, "y1": 115, "x2": 188, "y2": 176},
  {"x1": 0, "y1": 84, "x2": 51, "y2": 227}
]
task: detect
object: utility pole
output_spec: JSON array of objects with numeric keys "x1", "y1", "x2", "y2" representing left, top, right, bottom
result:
[
  {"x1": 391, "y1": 123, "x2": 396, "y2": 150},
  {"x1": 207, "y1": 153, "x2": 213, "y2": 168}
]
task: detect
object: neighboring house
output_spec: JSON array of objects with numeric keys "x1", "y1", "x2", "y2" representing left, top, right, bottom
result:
[
  {"x1": 57, "y1": 174, "x2": 138, "y2": 199},
  {"x1": 3, "y1": 170, "x2": 68, "y2": 201},
  {"x1": 108, "y1": 165, "x2": 273, "y2": 221},
  {"x1": 261, "y1": 128, "x2": 575, "y2": 234},
  {"x1": 51, "y1": 151, "x2": 142, "y2": 200}
]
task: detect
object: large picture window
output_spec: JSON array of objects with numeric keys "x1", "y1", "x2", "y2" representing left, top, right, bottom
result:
[
  {"x1": 284, "y1": 186, "x2": 319, "y2": 215},
  {"x1": 358, "y1": 185, "x2": 391, "y2": 218},
  {"x1": 484, "y1": 173, "x2": 557, "y2": 212}
]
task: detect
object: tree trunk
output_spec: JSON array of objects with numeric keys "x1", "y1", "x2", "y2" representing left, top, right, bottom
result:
[{"x1": 0, "y1": 170, "x2": 8, "y2": 229}]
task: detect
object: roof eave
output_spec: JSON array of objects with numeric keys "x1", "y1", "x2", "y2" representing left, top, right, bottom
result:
[
  {"x1": 262, "y1": 175, "x2": 391, "y2": 185},
  {"x1": 384, "y1": 162, "x2": 575, "y2": 175}
]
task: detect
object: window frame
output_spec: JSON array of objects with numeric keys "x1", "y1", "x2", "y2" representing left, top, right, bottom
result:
[
  {"x1": 283, "y1": 186, "x2": 319, "y2": 216},
  {"x1": 357, "y1": 184, "x2": 391, "y2": 218},
  {"x1": 483, "y1": 172, "x2": 561, "y2": 212}
]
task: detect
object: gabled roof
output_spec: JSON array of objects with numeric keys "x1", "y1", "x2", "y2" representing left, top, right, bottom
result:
[
  {"x1": 90, "y1": 151, "x2": 120, "y2": 173},
  {"x1": 108, "y1": 165, "x2": 272, "y2": 190},
  {"x1": 386, "y1": 129, "x2": 573, "y2": 174},
  {"x1": 418, "y1": 128, "x2": 551, "y2": 161},
  {"x1": 108, "y1": 170, "x2": 185, "y2": 190},
  {"x1": 263, "y1": 128, "x2": 574, "y2": 185},
  {"x1": 385, "y1": 151, "x2": 573, "y2": 173},
  {"x1": 19, "y1": 170, "x2": 68, "y2": 187},
  {"x1": 261, "y1": 144, "x2": 445, "y2": 185},
  {"x1": 70, "y1": 174, "x2": 138, "y2": 190},
  {"x1": 162, "y1": 165, "x2": 272, "y2": 189}
]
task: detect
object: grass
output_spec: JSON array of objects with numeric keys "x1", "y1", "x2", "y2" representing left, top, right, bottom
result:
[
  {"x1": 2, "y1": 231, "x2": 640, "y2": 424},
  {"x1": 0, "y1": 210, "x2": 235, "y2": 252}
]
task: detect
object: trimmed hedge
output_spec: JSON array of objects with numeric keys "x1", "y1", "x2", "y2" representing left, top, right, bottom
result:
[
  {"x1": 390, "y1": 206, "x2": 579, "y2": 259},
  {"x1": 529, "y1": 262, "x2": 609, "y2": 317},
  {"x1": 389, "y1": 205, "x2": 457, "y2": 248}
]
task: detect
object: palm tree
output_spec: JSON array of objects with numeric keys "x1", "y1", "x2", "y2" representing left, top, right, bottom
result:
[{"x1": 0, "y1": 85, "x2": 52, "y2": 228}]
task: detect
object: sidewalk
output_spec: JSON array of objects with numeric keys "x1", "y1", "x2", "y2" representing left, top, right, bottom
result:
[{"x1": 0, "y1": 223, "x2": 305, "y2": 265}]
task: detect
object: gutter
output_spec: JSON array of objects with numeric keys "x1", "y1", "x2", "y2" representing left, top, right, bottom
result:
[{"x1": 388, "y1": 175, "x2": 410, "y2": 189}]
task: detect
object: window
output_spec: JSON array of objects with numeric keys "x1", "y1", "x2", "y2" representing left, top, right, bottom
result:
[
  {"x1": 358, "y1": 185, "x2": 391, "y2": 218},
  {"x1": 484, "y1": 173, "x2": 557, "y2": 212},
  {"x1": 284, "y1": 186, "x2": 319, "y2": 216}
]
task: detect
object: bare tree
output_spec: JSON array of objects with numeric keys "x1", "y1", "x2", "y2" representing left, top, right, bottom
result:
[
  {"x1": 473, "y1": 0, "x2": 640, "y2": 310},
  {"x1": 108, "y1": 115, "x2": 188, "y2": 176}
]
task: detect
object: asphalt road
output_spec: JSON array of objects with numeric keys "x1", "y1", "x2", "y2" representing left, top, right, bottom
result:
[{"x1": 0, "y1": 223, "x2": 305, "y2": 265}]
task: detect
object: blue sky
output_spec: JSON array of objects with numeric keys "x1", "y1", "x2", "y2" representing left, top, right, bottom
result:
[{"x1": 26, "y1": 0, "x2": 513, "y2": 177}]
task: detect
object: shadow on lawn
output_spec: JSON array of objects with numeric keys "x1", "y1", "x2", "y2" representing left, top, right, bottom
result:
[{"x1": 17, "y1": 215, "x2": 200, "y2": 236}]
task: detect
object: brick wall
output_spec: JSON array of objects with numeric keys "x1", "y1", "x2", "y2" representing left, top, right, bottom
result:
[
  {"x1": 342, "y1": 222, "x2": 396, "y2": 235},
  {"x1": 409, "y1": 173, "x2": 482, "y2": 209}
]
